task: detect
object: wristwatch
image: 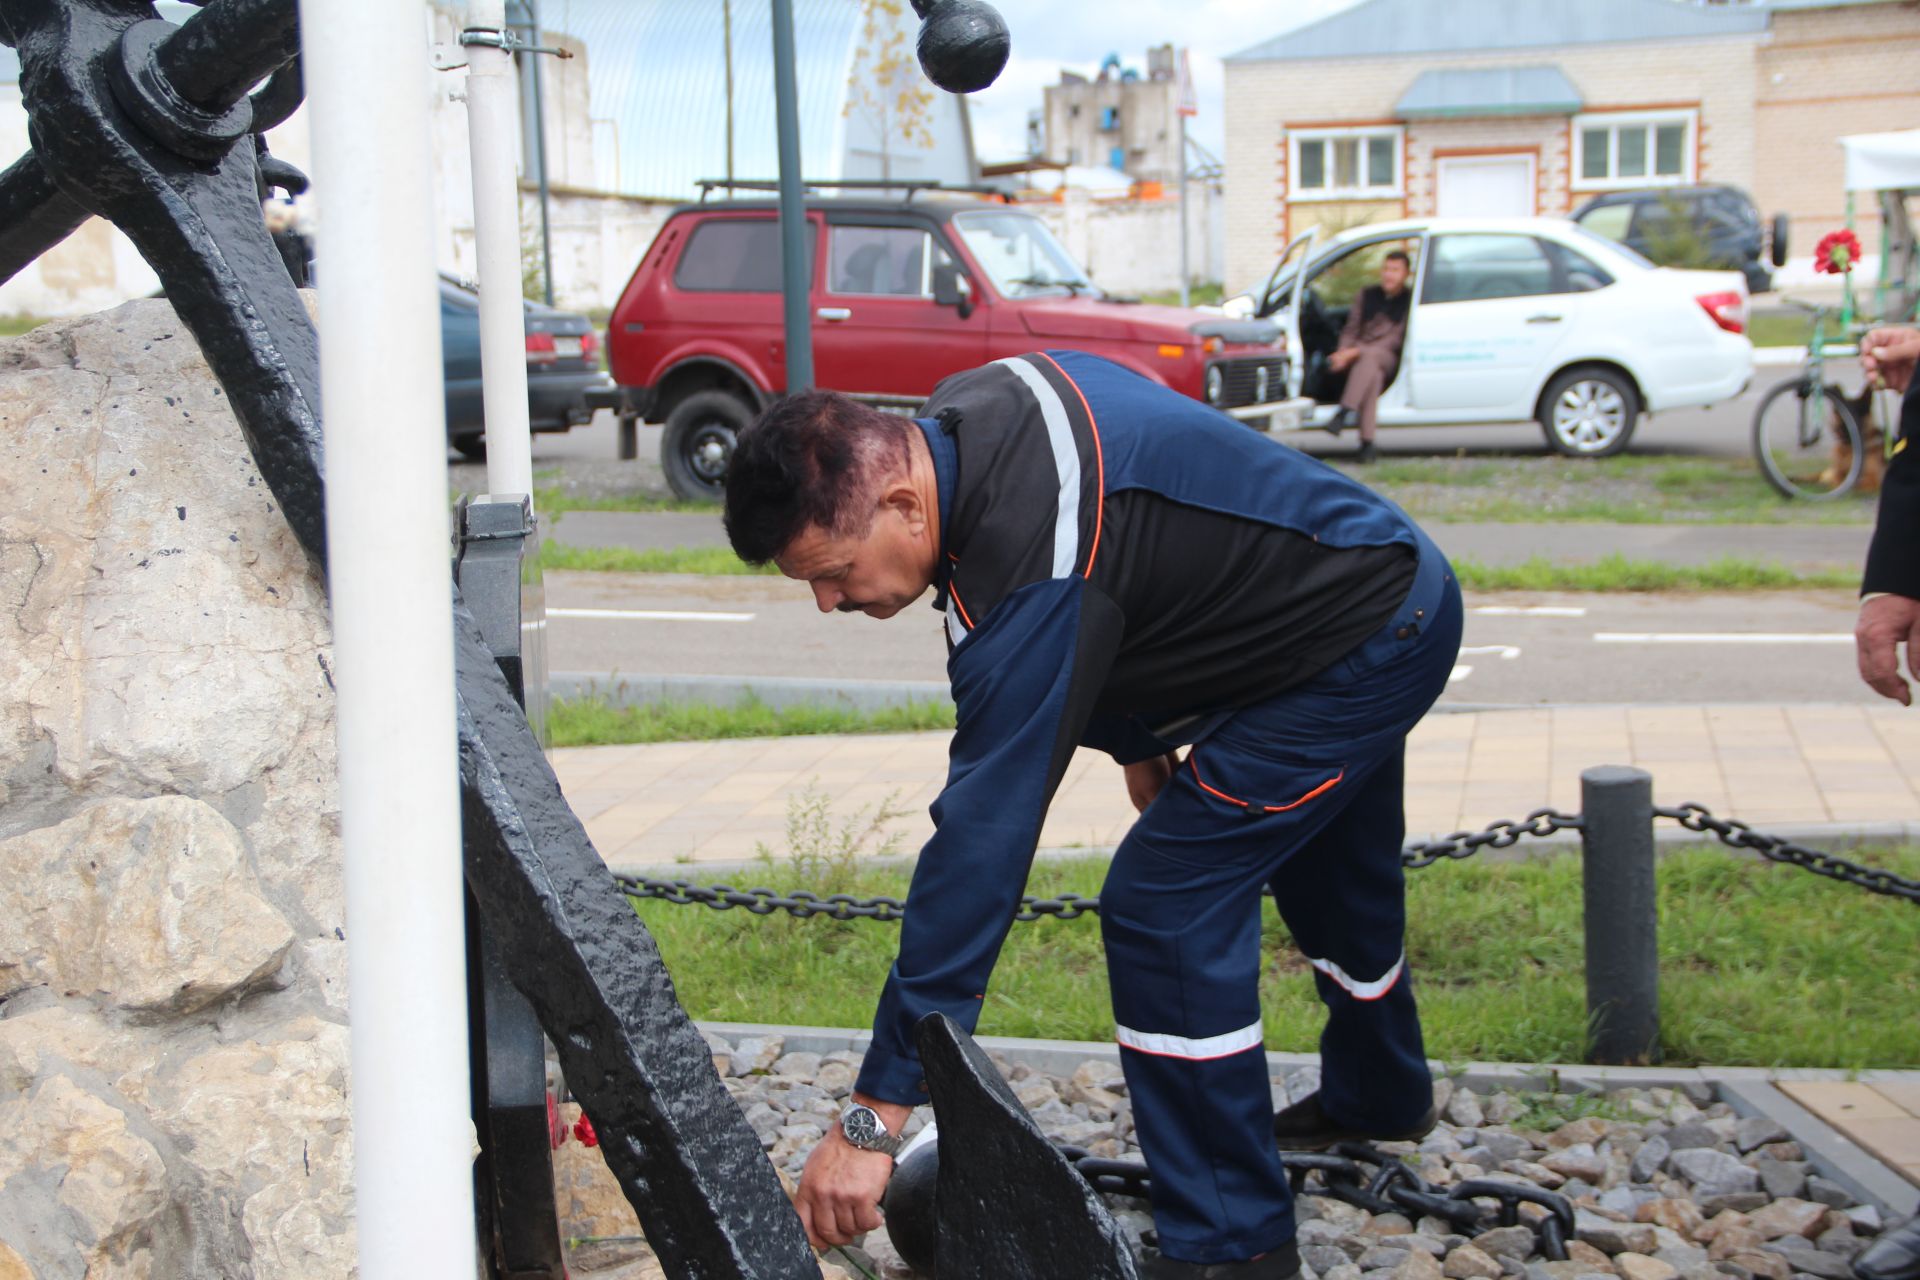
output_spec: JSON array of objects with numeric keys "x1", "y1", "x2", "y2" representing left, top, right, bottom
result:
[{"x1": 838, "y1": 1102, "x2": 905, "y2": 1158}]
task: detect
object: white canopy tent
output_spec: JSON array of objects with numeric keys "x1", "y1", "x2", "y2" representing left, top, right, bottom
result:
[{"x1": 1841, "y1": 128, "x2": 1920, "y2": 194}]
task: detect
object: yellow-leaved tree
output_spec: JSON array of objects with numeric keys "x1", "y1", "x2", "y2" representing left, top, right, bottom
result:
[{"x1": 844, "y1": 0, "x2": 935, "y2": 182}]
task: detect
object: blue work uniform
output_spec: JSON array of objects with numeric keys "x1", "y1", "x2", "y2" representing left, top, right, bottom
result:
[{"x1": 854, "y1": 351, "x2": 1463, "y2": 1265}]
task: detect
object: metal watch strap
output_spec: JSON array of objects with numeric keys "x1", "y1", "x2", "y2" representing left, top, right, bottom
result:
[{"x1": 840, "y1": 1103, "x2": 905, "y2": 1157}]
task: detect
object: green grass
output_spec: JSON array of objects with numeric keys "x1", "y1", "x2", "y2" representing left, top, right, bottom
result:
[
  {"x1": 631, "y1": 846, "x2": 1920, "y2": 1069},
  {"x1": 539, "y1": 540, "x2": 776, "y2": 575},
  {"x1": 1332, "y1": 453, "x2": 1876, "y2": 526},
  {"x1": 0, "y1": 313, "x2": 49, "y2": 337},
  {"x1": 550, "y1": 692, "x2": 954, "y2": 747},
  {"x1": 1749, "y1": 311, "x2": 1815, "y2": 350},
  {"x1": 1452, "y1": 554, "x2": 1856, "y2": 592},
  {"x1": 536, "y1": 486, "x2": 716, "y2": 516},
  {"x1": 1139, "y1": 283, "x2": 1226, "y2": 308}
]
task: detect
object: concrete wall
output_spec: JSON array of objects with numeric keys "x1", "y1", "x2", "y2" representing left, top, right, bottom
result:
[{"x1": 1028, "y1": 185, "x2": 1227, "y2": 296}]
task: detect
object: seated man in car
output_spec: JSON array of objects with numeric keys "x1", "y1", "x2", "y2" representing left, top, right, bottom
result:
[{"x1": 1327, "y1": 250, "x2": 1411, "y2": 464}]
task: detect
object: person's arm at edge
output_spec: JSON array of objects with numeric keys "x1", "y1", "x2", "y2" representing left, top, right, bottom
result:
[
  {"x1": 792, "y1": 576, "x2": 1122, "y2": 1247},
  {"x1": 1858, "y1": 368, "x2": 1920, "y2": 704}
]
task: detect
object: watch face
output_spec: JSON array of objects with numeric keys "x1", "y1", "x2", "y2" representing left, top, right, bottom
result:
[{"x1": 843, "y1": 1105, "x2": 882, "y2": 1147}]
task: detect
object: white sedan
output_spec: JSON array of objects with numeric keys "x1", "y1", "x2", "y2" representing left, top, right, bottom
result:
[{"x1": 1223, "y1": 216, "x2": 1753, "y2": 456}]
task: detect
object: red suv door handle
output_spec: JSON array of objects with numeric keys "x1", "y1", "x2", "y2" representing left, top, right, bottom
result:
[{"x1": 816, "y1": 307, "x2": 852, "y2": 322}]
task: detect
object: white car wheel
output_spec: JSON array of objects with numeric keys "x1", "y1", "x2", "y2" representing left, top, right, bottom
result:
[{"x1": 1539, "y1": 369, "x2": 1637, "y2": 458}]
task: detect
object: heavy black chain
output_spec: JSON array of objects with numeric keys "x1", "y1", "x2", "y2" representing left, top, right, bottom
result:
[
  {"x1": 1058, "y1": 1140, "x2": 1574, "y2": 1261},
  {"x1": 617, "y1": 811, "x2": 1583, "y2": 923},
  {"x1": 1656, "y1": 803, "x2": 1920, "y2": 904},
  {"x1": 1401, "y1": 809, "x2": 1582, "y2": 869}
]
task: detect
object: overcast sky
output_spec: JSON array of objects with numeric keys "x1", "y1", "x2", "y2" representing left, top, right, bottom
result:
[{"x1": 959, "y1": 0, "x2": 1363, "y2": 165}]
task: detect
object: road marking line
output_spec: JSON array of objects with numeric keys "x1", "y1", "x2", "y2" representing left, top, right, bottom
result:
[
  {"x1": 1459, "y1": 644, "x2": 1521, "y2": 660},
  {"x1": 1473, "y1": 605, "x2": 1587, "y2": 617},
  {"x1": 1594, "y1": 632, "x2": 1850, "y2": 645},
  {"x1": 547, "y1": 608, "x2": 756, "y2": 623},
  {"x1": 1449, "y1": 665, "x2": 1473, "y2": 683}
]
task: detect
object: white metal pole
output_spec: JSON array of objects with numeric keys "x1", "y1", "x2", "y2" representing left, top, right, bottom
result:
[
  {"x1": 298, "y1": 1, "x2": 477, "y2": 1275},
  {"x1": 465, "y1": 0, "x2": 535, "y2": 501},
  {"x1": 1178, "y1": 111, "x2": 1190, "y2": 309}
]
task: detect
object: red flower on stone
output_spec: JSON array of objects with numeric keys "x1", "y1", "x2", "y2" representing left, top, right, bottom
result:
[
  {"x1": 1814, "y1": 229, "x2": 1862, "y2": 275},
  {"x1": 573, "y1": 1115, "x2": 599, "y2": 1148}
]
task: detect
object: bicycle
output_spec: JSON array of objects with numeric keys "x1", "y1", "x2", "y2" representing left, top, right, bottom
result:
[{"x1": 1750, "y1": 298, "x2": 1877, "y2": 500}]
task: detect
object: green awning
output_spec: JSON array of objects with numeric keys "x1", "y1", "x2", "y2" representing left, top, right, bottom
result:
[{"x1": 1394, "y1": 66, "x2": 1582, "y2": 119}]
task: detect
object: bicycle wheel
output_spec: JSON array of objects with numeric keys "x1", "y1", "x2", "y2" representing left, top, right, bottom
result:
[{"x1": 1752, "y1": 377, "x2": 1864, "y2": 500}]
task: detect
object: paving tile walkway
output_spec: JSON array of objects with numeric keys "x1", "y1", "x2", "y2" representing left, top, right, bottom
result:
[
  {"x1": 1778, "y1": 1080, "x2": 1920, "y2": 1188},
  {"x1": 552, "y1": 701, "x2": 1920, "y2": 869}
]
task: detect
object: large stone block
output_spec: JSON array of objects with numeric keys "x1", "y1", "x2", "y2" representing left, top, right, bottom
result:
[
  {"x1": 0, "y1": 795, "x2": 293, "y2": 1014},
  {"x1": 0, "y1": 301, "x2": 352, "y2": 1277}
]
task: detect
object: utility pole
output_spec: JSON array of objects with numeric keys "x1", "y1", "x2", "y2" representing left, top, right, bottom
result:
[
  {"x1": 770, "y1": 0, "x2": 813, "y2": 390},
  {"x1": 1176, "y1": 47, "x2": 1197, "y2": 308},
  {"x1": 724, "y1": 0, "x2": 735, "y2": 186}
]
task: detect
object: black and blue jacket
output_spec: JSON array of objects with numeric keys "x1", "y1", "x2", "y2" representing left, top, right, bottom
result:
[{"x1": 854, "y1": 350, "x2": 1421, "y2": 1104}]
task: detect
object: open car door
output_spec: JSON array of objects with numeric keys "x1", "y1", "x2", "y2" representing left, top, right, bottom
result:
[{"x1": 1254, "y1": 227, "x2": 1319, "y2": 399}]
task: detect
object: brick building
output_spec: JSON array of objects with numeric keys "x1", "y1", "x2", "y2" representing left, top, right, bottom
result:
[{"x1": 1220, "y1": 0, "x2": 1920, "y2": 291}]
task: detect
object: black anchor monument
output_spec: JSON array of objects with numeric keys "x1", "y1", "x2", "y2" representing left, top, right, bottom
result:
[{"x1": 0, "y1": 0, "x2": 1140, "y2": 1275}]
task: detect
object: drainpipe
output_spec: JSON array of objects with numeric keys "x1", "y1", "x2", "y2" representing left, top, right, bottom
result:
[
  {"x1": 508, "y1": 0, "x2": 555, "y2": 306},
  {"x1": 465, "y1": 0, "x2": 535, "y2": 502},
  {"x1": 297, "y1": 0, "x2": 476, "y2": 1274}
]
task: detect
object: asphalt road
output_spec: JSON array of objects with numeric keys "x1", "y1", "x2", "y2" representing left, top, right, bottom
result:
[
  {"x1": 493, "y1": 352, "x2": 1803, "y2": 470},
  {"x1": 517, "y1": 353, "x2": 1889, "y2": 707},
  {"x1": 544, "y1": 572, "x2": 1876, "y2": 707}
]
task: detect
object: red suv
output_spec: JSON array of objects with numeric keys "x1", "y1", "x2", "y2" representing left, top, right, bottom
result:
[{"x1": 604, "y1": 193, "x2": 1291, "y2": 499}]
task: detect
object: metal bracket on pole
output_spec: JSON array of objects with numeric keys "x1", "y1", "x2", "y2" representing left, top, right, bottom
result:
[
  {"x1": 459, "y1": 27, "x2": 573, "y2": 58},
  {"x1": 456, "y1": 496, "x2": 562, "y2": 1280}
]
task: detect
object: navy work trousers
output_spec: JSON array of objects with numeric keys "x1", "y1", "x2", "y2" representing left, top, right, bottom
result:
[{"x1": 1100, "y1": 534, "x2": 1462, "y2": 1264}]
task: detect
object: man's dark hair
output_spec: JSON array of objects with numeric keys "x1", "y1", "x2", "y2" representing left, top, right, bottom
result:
[
  {"x1": 723, "y1": 389, "x2": 914, "y2": 565},
  {"x1": 1383, "y1": 250, "x2": 1411, "y2": 267}
]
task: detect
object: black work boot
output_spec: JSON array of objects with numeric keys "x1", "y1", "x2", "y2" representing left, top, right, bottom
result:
[
  {"x1": 1139, "y1": 1239, "x2": 1300, "y2": 1279},
  {"x1": 1855, "y1": 1217, "x2": 1920, "y2": 1280},
  {"x1": 1272, "y1": 1090, "x2": 1437, "y2": 1152}
]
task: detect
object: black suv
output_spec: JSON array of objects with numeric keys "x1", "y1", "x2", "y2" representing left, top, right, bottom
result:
[{"x1": 1571, "y1": 184, "x2": 1787, "y2": 295}]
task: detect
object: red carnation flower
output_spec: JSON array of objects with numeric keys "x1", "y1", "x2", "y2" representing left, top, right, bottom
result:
[
  {"x1": 573, "y1": 1115, "x2": 599, "y2": 1148},
  {"x1": 1814, "y1": 228, "x2": 1862, "y2": 275}
]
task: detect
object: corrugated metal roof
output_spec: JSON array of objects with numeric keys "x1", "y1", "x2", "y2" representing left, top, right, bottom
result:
[
  {"x1": 535, "y1": 0, "x2": 882, "y2": 200},
  {"x1": 1227, "y1": 0, "x2": 1770, "y2": 63},
  {"x1": 1395, "y1": 66, "x2": 1582, "y2": 118}
]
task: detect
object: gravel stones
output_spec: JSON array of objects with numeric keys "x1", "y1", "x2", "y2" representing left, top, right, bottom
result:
[
  {"x1": 1668, "y1": 1149, "x2": 1761, "y2": 1197},
  {"x1": 1446, "y1": 1244, "x2": 1505, "y2": 1279},
  {"x1": 666, "y1": 1043, "x2": 1888, "y2": 1280}
]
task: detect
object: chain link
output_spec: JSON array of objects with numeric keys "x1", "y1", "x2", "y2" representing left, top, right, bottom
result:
[
  {"x1": 1401, "y1": 809, "x2": 1583, "y2": 869},
  {"x1": 1059, "y1": 1140, "x2": 1575, "y2": 1262},
  {"x1": 1656, "y1": 803, "x2": 1920, "y2": 903},
  {"x1": 617, "y1": 803, "x2": 1919, "y2": 920}
]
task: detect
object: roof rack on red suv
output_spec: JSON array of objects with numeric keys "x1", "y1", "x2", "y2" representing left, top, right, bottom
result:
[{"x1": 600, "y1": 184, "x2": 1295, "y2": 500}]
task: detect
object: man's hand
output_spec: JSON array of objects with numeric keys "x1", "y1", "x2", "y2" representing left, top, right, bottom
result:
[
  {"x1": 1856, "y1": 593, "x2": 1920, "y2": 704},
  {"x1": 793, "y1": 1095, "x2": 906, "y2": 1249},
  {"x1": 1328, "y1": 348, "x2": 1358, "y2": 374},
  {"x1": 1861, "y1": 327, "x2": 1920, "y2": 395},
  {"x1": 1124, "y1": 751, "x2": 1181, "y2": 813}
]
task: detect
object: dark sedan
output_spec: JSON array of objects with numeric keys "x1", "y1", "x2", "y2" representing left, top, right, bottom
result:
[{"x1": 440, "y1": 276, "x2": 612, "y2": 459}]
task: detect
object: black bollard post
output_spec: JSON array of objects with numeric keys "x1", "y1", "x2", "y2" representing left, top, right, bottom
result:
[{"x1": 1579, "y1": 766, "x2": 1661, "y2": 1065}]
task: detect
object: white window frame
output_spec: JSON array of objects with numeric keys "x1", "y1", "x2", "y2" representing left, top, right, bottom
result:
[
  {"x1": 1571, "y1": 109, "x2": 1697, "y2": 191},
  {"x1": 1288, "y1": 125, "x2": 1404, "y2": 202}
]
